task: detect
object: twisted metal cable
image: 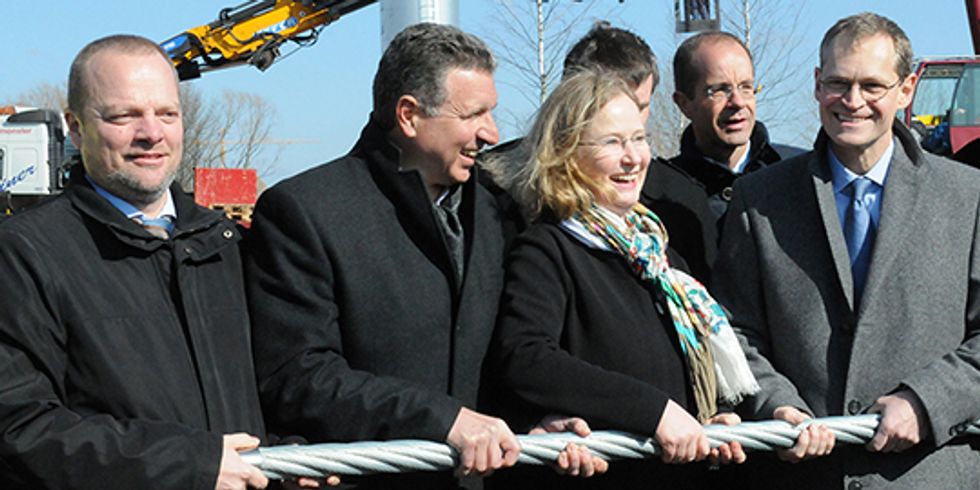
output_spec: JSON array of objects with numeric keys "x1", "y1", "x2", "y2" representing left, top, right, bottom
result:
[{"x1": 241, "y1": 414, "x2": 980, "y2": 480}]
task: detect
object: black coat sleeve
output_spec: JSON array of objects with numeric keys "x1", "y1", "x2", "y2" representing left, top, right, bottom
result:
[
  {"x1": 245, "y1": 185, "x2": 462, "y2": 443},
  {"x1": 0, "y1": 231, "x2": 223, "y2": 490},
  {"x1": 711, "y1": 181, "x2": 812, "y2": 419},
  {"x1": 490, "y1": 230, "x2": 672, "y2": 436}
]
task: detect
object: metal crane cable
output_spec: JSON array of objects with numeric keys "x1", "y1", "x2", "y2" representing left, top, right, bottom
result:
[{"x1": 241, "y1": 414, "x2": 980, "y2": 480}]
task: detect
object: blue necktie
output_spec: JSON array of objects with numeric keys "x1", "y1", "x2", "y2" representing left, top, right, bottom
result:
[
  {"x1": 844, "y1": 178, "x2": 875, "y2": 300},
  {"x1": 134, "y1": 216, "x2": 174, "y2": 240}
]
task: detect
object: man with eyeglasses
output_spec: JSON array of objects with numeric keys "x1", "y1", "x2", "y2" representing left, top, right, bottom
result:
[
  {"x1": 641, "y1": 31, "x2": 794, "y2": 284},
  {"x1": 712, "y1": 12, "x2": 980, "y2": 488}
]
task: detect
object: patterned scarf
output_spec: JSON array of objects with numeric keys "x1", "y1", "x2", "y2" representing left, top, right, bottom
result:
[{"x1": 562, "y1": 204, "x2": 759, "y2": 422}]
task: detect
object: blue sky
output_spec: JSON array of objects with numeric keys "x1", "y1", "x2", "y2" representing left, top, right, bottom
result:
[{"x1": 1, "y1": 1, "x2": 973, "y2": 184}]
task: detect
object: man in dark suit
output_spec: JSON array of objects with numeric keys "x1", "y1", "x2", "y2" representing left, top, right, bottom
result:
[
  {"x1": 245, "y1": 23, "x2": 600, "y2": 489},
  {"x1": 713, "y1": 13, "x2": 980, "y2": 488},
  {"x1": 642, "y1": 31, "x2": 794, "y2": 284}
]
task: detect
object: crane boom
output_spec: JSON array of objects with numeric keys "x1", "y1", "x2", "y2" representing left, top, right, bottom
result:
[{"x1": 161, "y1": 0, "x2": 375, "y2": 80}]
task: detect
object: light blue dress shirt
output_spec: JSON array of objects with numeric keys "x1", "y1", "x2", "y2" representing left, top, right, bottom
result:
[
  {"x1": 829, "y1": 139, "x2": 895, "y2": 232},
  {"x1": 86, "y1": 175, "x2": 177, "y2": 225}
]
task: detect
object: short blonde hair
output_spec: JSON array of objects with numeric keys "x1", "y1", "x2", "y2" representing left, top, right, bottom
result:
[{"x1": 485, "y1": 70, "x2": 636, "y2": 220}]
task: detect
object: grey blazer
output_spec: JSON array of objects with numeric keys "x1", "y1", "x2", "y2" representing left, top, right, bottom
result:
[{"x1": 713, "y1": 122, "x2": 980, "y2": 489}]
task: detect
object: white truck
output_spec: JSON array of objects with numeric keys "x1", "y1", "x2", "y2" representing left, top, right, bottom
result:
[{"x1": 0, "y1": 106, "x2": 75, "y2": 216}]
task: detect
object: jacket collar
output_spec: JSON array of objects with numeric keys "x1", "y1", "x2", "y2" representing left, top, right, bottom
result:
[
  {"x1": 679, "y1": 121, "x2": 780, "y2": 164},
  {"x1": 675, "y1": 121, "x2": 782, "y2": 192},
  {"x1": 352, "y1": 118, "x2": 478, "y2": 293},
  {"x1": 809, "y1": 119, "x2": 925, "y2": 175},
  {"x1": 66, "y1": 165, "x2": 236, "y2": 257},
  {"x1": 807, "y1": 120, "x2": 926, "y2": 313},
  {"x1": 351, "y1": 115, "x2": 404, "y2": 170}
]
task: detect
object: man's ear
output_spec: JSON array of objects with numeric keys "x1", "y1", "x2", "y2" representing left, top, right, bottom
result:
[
  {"x1": 65, "y1": 111, "x2": 83, "y2": 149},
  {"x1": 814, "y1": 67, "x2": 822, "y2": 103},
  {"x1": 672, "y1": 91, "x2": 694, "y2": 119},
  {"x1": 394, "y1": 95, "x2": 422, "y2": 139},
  {"x1": 896, "y1": 73, "x2": 918, "y2": 110}
]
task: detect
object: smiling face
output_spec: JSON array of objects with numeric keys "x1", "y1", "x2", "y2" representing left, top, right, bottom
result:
[
  {"x1": 67, "y1": 49, "x2": 182, "y2": 211},
  {"x1": 576, "y1": 94, "x2": 651, "y2": 217},
  {"x1": 815, "y1": 33, "x2": 915, "y2": 170},
  {"x1": 401, "y1": 68, "x2": 499, "y2": 198},
  {"x1": 674, "y1": 39, "x2": 756, "y2": 166}
]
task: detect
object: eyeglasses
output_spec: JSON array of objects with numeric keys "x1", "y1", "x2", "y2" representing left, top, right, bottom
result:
[
  {"x1": 579, "y1": 133, "x2": 650, "y2": 156},
  {"x1": 705, "y1": 82, "x2": 757, "y2": 102},
  {"x1": 818, "y1": 77, "x2": 902, "y2": 102}
]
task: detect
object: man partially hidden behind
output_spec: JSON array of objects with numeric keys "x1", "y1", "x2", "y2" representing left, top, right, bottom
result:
[
  {"x1": 713, "y1": 12, "x2": 980, "y2": 488},
  {"x1": 0, "y1": 35, "x2": 268, "y2": 489},
  {"x1": 642, "y1": 31, "x2": 794, "y2": 283}
]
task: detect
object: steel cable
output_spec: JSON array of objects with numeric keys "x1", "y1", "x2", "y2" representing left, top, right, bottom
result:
[{"x1": 241, "y1": 414, "x2": 980, "y2": 480}]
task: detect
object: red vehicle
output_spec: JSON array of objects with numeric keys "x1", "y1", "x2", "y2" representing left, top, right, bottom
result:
[
  {"x1": 904, "y1": 0, "x2": 980, "y2": 165},
  {"x1": 905, "y1": 57, "x2": 980, "y2": 164}
]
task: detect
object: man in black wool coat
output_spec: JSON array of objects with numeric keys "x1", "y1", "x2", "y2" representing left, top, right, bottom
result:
[{"x1": 245, "y1": 22, "x2": 601, "y2": 490}]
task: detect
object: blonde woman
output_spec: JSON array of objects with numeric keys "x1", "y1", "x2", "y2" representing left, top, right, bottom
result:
[{"x1": 485, "y1": 71, "x2": 759, "y2": 488}]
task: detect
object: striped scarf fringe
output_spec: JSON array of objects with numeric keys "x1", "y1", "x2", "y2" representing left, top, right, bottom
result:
[{"x1": 572, "y1": 204, "x2": 759, "y2": 422}]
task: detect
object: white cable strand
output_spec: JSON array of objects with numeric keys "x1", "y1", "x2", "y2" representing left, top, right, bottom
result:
[{"x1": 241, "y1": 414, "x2": 980, "y2": 480}]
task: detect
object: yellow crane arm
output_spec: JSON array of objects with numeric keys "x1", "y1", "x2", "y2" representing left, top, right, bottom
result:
[{"x1": 161, "y1": 0, "x2": 375, "y2": 80}]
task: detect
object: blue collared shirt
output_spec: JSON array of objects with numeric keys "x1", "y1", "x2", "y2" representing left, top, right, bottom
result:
[
  {"x1": 829, "y1": 139, "x2": 895, "y2": 232},
  {"x1": 86, "y1": 175, "x2": 177, "y2": 224}
]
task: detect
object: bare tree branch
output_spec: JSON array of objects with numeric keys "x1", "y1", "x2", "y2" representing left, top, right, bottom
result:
[
  {"x1": 476, "y1": 0, "x2": 616, "y2": 114},
  {"x1": 178, "y1": 83, "x2": 218, "y2": 190},
  {"x1": 193, "y1": 89, "x2": 282, "y2": 181},
  {"x1": 6, "y1": 82, "x2": 69, "y2": 111},
  {"x1": 642, "y1": 9, "x2": 689, "y2": 159},
  {"x1": 721, "y1": 0, "x2": 819, "y2": 144}
]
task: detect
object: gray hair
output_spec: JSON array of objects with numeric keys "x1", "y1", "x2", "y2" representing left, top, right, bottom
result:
[
  {"x1": 819, "y1": 12, "x2": 914, "y2": 80},
  {"x1": 372, "y1": 23, "x2": 495, "y2": 130},
  {"x1": 68, "y1": 34, "x2": 175, "y2": 116}
]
